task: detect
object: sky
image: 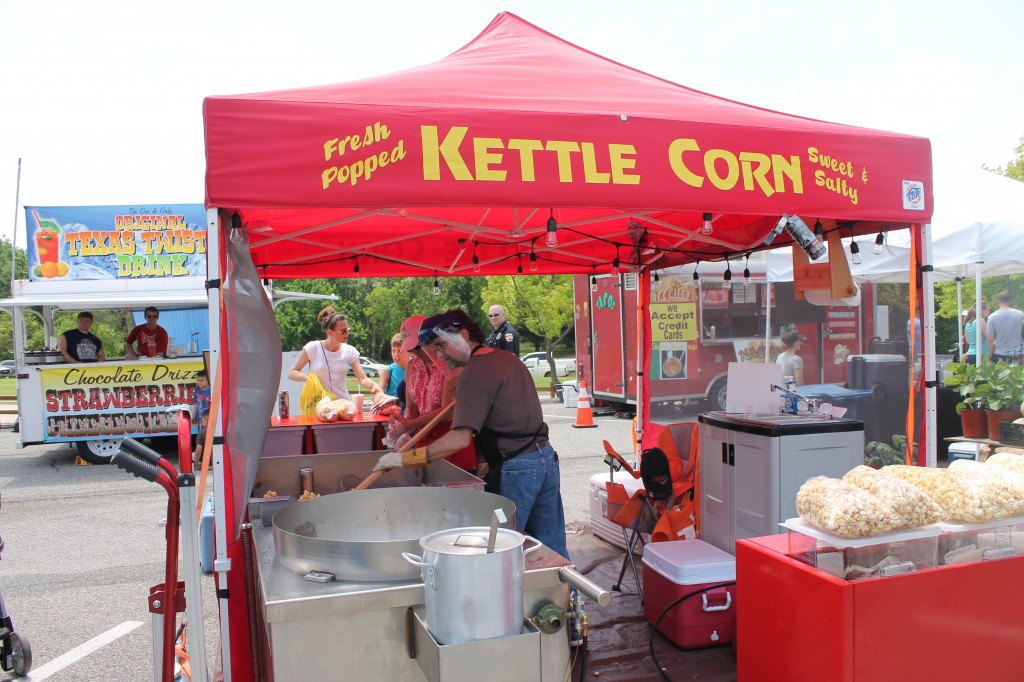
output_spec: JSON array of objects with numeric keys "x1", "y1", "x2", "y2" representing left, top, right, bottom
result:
[{"x1": 1, "y1": 0, "x2": 1021, "y2": 245}]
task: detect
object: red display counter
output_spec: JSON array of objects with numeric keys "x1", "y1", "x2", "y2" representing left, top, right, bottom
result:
[
  {"x1": 736, "y1": 534, "x2": 1024, "y2": 682},
  {"x1": 267, "y1": 413, "x2": 390, "y2": 455}
]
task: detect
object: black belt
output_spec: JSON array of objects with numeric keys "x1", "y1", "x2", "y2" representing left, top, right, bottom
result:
[{"x1": 500, "y1": 438, "x2": 550, "y2": 461}]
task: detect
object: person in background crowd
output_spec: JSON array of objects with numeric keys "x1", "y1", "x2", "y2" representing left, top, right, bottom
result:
[
  {"x1": 394, "y1": 315, "x2": 476, "y2": 472},
  {"x1": 486, "y1": 304, "x2": 520, "y2": 355},
  {"x1": 776, "y1": 330, "x2": 805, "y2": 386},
  {"x1": 288, "y1": 305, "x2": 383, "y2": 401},
  {"x1": 964, "y1": 303, "x2": 989, "y2": 366},
  {"x1": 125, "y1": 307, "x2": 169, "y2": 359},
  {"x1": 380, "y1": 333, "x2": 409, "y2": 400},
  {"x1": 375, "y1": 310, "x2": 569, "y2": 560},
  {"x1": 987, "y1": 291, "x2": 1024, "y2": 364},
  {"x1": 59, "y1": 311, "x2": 105, "y2": 363}
]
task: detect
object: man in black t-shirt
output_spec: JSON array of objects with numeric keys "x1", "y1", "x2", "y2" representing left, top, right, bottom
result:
[
  {"x1": 486, "y1": 304, "x2": 520, "y2": 355},
  {"x1": 58, "y1": 312, "x2": 106, "y2": 363}
]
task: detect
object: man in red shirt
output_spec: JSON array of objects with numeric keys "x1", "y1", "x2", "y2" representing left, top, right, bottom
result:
[{"x1": 125, "y1": 306, "x2": 169, "y2": 359}]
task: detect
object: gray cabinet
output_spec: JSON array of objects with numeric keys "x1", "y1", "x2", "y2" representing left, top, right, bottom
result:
[{"x1": 699, "y1": 413, "x2": 864, "y2": 555}]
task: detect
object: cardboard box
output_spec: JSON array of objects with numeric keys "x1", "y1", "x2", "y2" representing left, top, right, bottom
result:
[{"x1": 642, "y1": 540, "x2": 736, "y2": 649}]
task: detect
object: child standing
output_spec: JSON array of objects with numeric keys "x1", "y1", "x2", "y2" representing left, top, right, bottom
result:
[
  {"x1": 193, "y1": 370, "x2": 212, "y2": 469},
  {"x1": 379, "y1": 333, "x2": 409, "y2": 402}
]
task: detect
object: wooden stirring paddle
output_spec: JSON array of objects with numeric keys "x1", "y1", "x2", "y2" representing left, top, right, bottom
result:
[{"x1": 350, "y1": 401, "x2": 456, "y2": 491}]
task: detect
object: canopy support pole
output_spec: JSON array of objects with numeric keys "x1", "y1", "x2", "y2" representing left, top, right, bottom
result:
[
  {"x1": 956, "y1": 280, "x2": 964, "y2": 358},
  {"x1": 207, "y1": 207, "x2": 232, "y2": 680},
  {"x1": 921, "y1": 223, "x2": 937, "y2": 468},
  {"x1": 975, "y1": 263, "x2": 984, "y2": 366}
]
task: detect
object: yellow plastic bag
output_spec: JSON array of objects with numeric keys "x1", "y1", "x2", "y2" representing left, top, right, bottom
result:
[{"x1": 299, "y1": 373, "x2": 333, "y2": 415}]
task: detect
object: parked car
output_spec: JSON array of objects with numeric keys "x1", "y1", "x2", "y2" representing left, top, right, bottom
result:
[
  {"x1": 349, "y1": 356, "x2": 386, "y2": 378},
  {"x1": 0, "y1": 366, "x2": 12, "y2": 376},
  {"x1": 521, "y1": 354, "x2": 576, "y2": 377},
  {"x1": 0, "y1": 360, "x2": 14, "y2": 371}
]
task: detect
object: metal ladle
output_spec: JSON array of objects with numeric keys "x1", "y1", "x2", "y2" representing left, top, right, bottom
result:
[{"x1": 487, "y1": 508, "x2": 506, "y2": 553}]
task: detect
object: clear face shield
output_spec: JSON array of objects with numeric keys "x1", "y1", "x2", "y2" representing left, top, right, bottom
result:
[{"x1": 426, "y1": 327, "x2": 472, "y2": 370}]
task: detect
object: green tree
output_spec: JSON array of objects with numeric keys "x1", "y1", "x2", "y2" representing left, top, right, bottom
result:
[
  {"x1": 481, "y1": 275, "x2": 574, "y2": 382},
  {"x1": 274, "y1": 276, "x2": 486, "y2": 361},
  {"x1": 983, "y1": 135, "x2": 1024, "y2": 182},
  {"x1": 0, "y1": 238, "x2": 30, "y2": 360},
  {"x1": 365, "y1": 276, "x2": 485, "y2": 359}
]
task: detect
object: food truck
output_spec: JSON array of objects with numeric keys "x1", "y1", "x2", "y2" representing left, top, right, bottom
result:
[
  {"x1": 575, "y1": 266, "x2": 877, "y2": 411},
  {"x1": 1, "y1": 204, "x2": 211, "y2": 463}
]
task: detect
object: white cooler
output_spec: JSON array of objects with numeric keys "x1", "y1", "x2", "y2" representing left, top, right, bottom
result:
[
  {"x1": 589, "y1": 472, "x2": 647, "y2": 551},
  {"x1": 948, "y1": 441, "x2": 981, "y2": 463}
]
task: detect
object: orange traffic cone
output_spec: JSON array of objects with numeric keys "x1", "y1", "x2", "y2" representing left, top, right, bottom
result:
[{"x1": 573, "y1": 380, "x2": 597, "y2": 429}]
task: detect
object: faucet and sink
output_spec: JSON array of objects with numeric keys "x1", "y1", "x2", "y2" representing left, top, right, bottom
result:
[{"x1": 731, "y1": 413, "x2": 834, "y2": 426}]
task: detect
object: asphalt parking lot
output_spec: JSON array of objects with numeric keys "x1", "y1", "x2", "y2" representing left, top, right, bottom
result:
[{"x1": 0, "y1": 398, "x2": 701, "y2": 680}]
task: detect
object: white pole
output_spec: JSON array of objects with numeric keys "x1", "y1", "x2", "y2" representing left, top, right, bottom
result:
[
  {"x1": 764, "y1": 281, "x2": 773, "y2": 362},
  {"x1": 921, "y1": 223, "x2": 937, "y2": 468},
  {"x1": 956, "y1": 280, "x2": 964, "y2": 359},
  {"x1": 10, "y1": 158, "x2": 20, "y2": 287},
  {"x1": 206, "y1": 207, "x2": 232, "y2": 681},
  {"x1": 975, "y1": 263, "x2": 984, "y2": 366}
]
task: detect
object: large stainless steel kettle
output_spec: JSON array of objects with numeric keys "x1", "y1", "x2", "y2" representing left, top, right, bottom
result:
[{"x1": 403, "y1": 526, "x2": 540, "y2": 645}]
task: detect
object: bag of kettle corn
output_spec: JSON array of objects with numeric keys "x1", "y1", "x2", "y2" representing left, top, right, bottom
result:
[
  {"x1": 796, "y1": 476, "x2": 902, "y2": 538},
  {"x1": 842, "y1": 465, "x2": 944, "y2": 528}
]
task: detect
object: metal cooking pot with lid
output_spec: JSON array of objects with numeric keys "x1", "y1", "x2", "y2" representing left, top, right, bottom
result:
[{"x1": 403, "y1": 526, "x2": 540, "y2": 645}]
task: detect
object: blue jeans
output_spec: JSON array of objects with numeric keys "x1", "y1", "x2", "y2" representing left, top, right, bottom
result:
[{"x1": 500, "y1": 443, "x2": 569, "y2": 560}]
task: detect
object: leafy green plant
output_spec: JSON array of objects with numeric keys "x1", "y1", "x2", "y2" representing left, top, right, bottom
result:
[
  {"x1": 943, "y1": 361, "x2": 988, "y2": 413},
  {"x1": 974, "y1": 362, "x2": 1024, "y2": 412},
  {"x1": 865, "y1": 434, "x2": 916, "y2": 468}
]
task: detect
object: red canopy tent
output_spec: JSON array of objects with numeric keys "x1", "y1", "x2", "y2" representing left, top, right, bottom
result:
[
  {"x1": 202, "y1": 12, "x2": 933, "y2": 679},
  {"x1": 205, "y1": 12, "x2": 931, "y2": 279}
]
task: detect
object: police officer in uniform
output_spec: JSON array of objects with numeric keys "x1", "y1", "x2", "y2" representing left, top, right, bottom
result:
[{"x1": 486, "y1": 305, "x2": 520, "y2": 355}]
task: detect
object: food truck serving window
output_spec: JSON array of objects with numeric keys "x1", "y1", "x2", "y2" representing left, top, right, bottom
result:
[{"x1": 699, "y1": 281, "x2": 768, "y2": 341}]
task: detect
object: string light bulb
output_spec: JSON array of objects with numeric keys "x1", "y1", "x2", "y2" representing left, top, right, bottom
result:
[
  {"x1": 743, "y1": 254, "x2": 751, "y2": 285},
  {"x1": 229, "y1": 226, "x2": 243, "y2": 244},
  {"x1": 850, "y1": 240, "x2": 862, "y2": 265},
  {"x1": 590, "y1": 275, "x2": 597, "y2": 292},
  {"x1": 722, "y1": 259, "x2": 732, "y2": 290},
  {"x1": 472, "y1": 254, "x2": 481, "y2": 273},
  {"x1": 652, "y1": 271, "x2": 661, "y2": 291},
  {"x1": 546, "y1": 209, "x2": 558, "y2": 248},
  {"x1": 353, "y1": 259, "x2": 360, "y2": 274},
  {"x1": 517, "y1": 256, "x2": 523, "y2": 274},
  {"x1": 873, "y1": 231, "x2": 885, "y2": 255},
  {"x1": 529, "y1": 251, "x2": 538, "y2": 272},
  {"x1": 814, "y1": 219, "x2": 823, "y2": 240},
  {"x1": 701, "y1": 212, "x2": 714, "y2": 236},
  {"x1": 432, "y1": 277, "x2": 441, "y2": 296},
  {"x1": 692, "y1": 262, "x2": 700, "y2": 281}
]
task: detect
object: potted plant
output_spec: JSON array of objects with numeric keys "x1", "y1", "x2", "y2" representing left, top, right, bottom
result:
[
  {"x1": 942, "y1": 361, "x2": 988, "y2": 438},
  {"x1": 976, "y1": 362, "x2": 1024, "y2": 441}
]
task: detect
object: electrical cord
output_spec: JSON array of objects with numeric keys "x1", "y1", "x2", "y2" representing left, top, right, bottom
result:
[{"x1": 648, "y1": 580, "x2": 737, "y2": 682}]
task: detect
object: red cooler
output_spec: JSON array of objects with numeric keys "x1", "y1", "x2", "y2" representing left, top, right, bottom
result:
[{"x1": 642, "y1": 540, "x2": 736, "y2": 649}]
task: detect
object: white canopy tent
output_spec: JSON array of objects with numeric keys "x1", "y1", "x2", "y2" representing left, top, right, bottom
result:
[{"x1": 765, "y1": 169, "x2": 1024, "y2": 466}]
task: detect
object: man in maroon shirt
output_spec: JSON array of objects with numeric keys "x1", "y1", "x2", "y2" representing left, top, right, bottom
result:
[{"x1": 125, "y1": 306, "x2": 169, "y2": 359}]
